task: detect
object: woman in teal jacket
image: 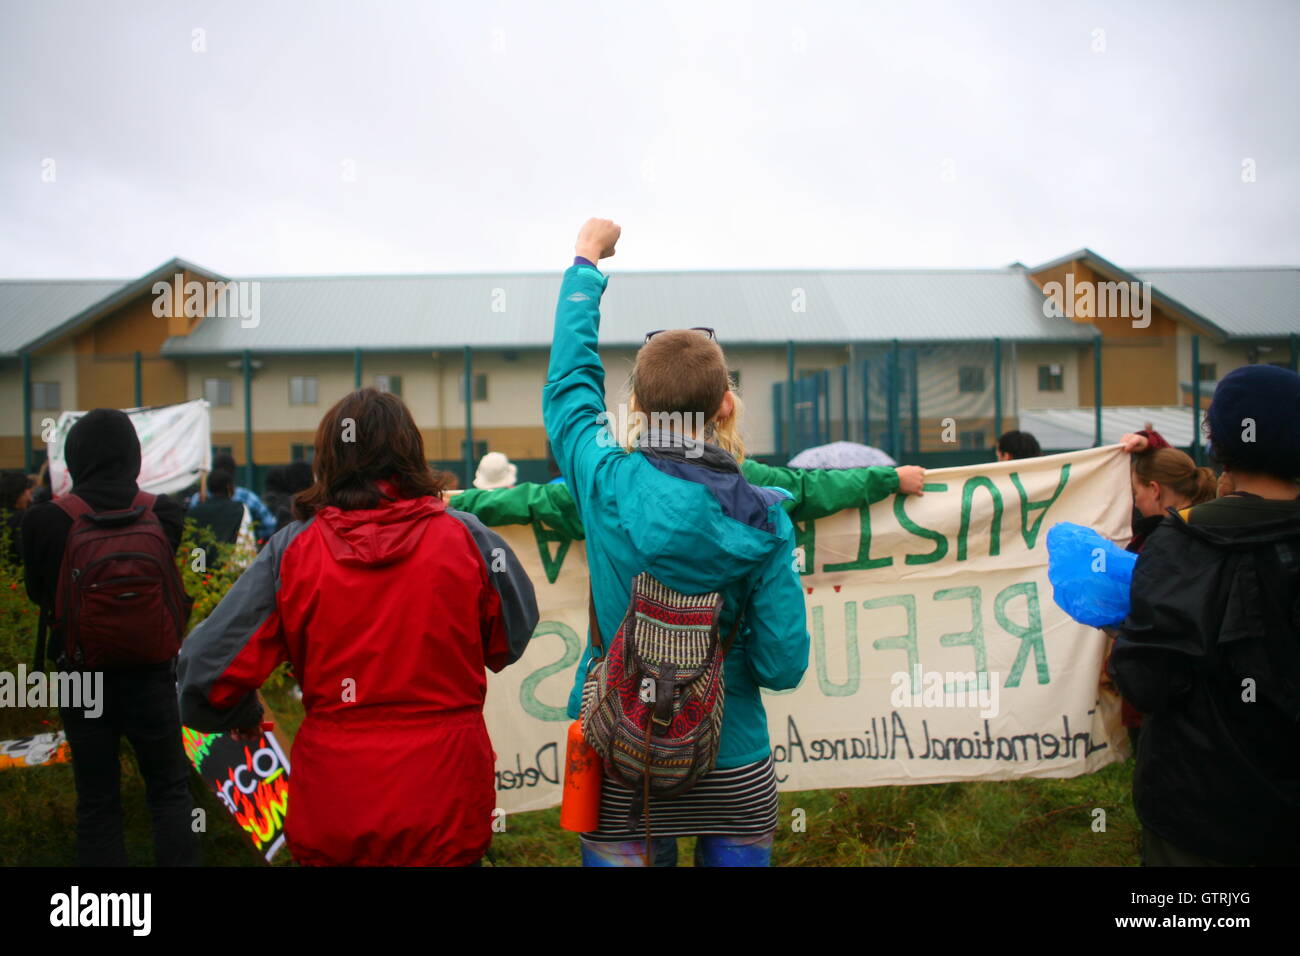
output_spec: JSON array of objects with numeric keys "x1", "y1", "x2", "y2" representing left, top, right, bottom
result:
[{"x1": 544, "y1": 218, "x2": 812, "y2": 867}]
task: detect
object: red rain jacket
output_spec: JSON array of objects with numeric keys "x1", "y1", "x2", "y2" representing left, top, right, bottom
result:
[{"x1": 178, "y1": 484, "x2": 538, "y2": 865}]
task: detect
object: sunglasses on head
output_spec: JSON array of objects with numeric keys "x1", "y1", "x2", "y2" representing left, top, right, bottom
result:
[{"x1": 643, "y1": 327, "x2": 716, "y2": 344}]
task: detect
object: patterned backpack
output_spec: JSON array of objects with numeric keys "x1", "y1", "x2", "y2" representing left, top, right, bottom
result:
[{"x1": 580, "y1": 572, "x2": 747, "y2": 835}]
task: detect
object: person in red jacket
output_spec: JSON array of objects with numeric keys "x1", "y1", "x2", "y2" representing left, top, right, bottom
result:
[{"x1": 178, "y1": 388, "x2": 539, "y2": 866}]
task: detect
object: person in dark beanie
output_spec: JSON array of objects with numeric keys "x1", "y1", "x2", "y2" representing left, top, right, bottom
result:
[
  {"x1": 1110, "y1": 364, "x2": 1300, "y2": 866},
  {"x1": 187, "y1": 469, "x2": 246, "y2": 570},
  {"x1": 20, "y1": 408, "x2": 199, "y2": 867},
  {"x1": 995, "y1": 430, "x2": 1041, "y2": 461}
]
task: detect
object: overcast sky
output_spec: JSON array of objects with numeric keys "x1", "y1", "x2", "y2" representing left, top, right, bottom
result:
[{"x1": 2, "y1": 0, "x2": 1298, "y2": 278}]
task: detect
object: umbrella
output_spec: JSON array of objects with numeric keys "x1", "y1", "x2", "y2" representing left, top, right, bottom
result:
[{"x1": 788, "y1": 441, "x2": 896, "y2": 469}]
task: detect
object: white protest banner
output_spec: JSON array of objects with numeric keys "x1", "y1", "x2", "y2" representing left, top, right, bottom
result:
[
  {"x1": 484, "y1": 444, "x2": 1133, "y2": 815},
  {"x1": 47, "y1": 399, "x2": 212, "y2": 497}
]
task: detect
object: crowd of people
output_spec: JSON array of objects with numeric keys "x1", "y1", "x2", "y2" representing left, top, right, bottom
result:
[{"x1": 3, "y1": 218, "x2": 1298, "y2": 869}]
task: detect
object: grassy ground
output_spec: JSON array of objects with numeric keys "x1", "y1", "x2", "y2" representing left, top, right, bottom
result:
[{"x1": 2, "y1": 675, "x2": 1140, "y2": 867}]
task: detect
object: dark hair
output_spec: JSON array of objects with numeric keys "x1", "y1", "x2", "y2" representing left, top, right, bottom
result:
[
  {"x1": 997, "y1": 430, "x2": 1041, "y2": 460},
  {"x1": 294, "y1": 388, "x2": 445, "y2": 519},
  {"x1": 0, "y1": 470, "x2": 28, "y2": 511},
  {"x1": 207, "y1": 469, "x2": 234, "y2": 498},
  {"x1": 212, "y1": 452, "x2": 238, "y2": 474}
]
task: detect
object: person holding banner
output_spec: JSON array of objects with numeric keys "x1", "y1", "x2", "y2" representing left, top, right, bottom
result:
[
  {"x1": 178, "y1": 388, "x2": 539, "y2": 867},
  {"x1": 544, "y1": 218, "x2": 811, "y2": 867},
  {"x1": 1110, "y1": 365, "x2": 1300, "y2": 866}
]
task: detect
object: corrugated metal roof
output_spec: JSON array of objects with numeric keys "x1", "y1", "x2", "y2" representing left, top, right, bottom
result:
[
  {"x1": 1131, "y1": 268, "x2": 1300, "y2": 339},
  {"x1": 159, "y1": 268, "x2": 1098, "y2": 355},
  {"x1": 1019, "y1": 405, "x2": 1201, "y2": 449},
  {"x1": 0, "y1": 279, "x2": 127, "y2": 355}
]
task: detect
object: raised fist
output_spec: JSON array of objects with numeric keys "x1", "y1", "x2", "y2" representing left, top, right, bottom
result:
[{"x1": 576, "y1": 218, "x2": 621, "y2": 263}]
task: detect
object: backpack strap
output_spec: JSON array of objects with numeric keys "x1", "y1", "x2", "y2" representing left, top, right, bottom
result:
[
  {"x1": 52, "y1": 493, "x2": 93, "y2": 523},
  {"x1": 587, "y1": 583, "x2": 604, "y2": 658}
]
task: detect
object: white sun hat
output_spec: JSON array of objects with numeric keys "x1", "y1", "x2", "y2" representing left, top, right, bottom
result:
[{"x1": 473, "y1": 451, "x2": 518, "y2": 489}]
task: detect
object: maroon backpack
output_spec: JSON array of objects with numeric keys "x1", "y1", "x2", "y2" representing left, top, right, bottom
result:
[{"x1": 51, "y1": 492, "x2": 192, "y2": 669}]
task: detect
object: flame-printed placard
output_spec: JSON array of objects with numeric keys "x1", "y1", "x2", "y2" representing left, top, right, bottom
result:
[{"x1": 183, "y1": 726, "x2": 290, "y2": 862}]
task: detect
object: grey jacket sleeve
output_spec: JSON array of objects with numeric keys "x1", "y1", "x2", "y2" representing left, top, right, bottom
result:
[
  {"x1": 177, "y1": 521, "x2": 311, "y2": 732},
  {"x1": 448, "y1": 509, "x2": 540, "y2": 670}
]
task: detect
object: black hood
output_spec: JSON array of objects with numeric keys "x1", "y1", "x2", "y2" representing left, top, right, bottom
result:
[
  {"x1": 65, "y1": 408, "x2": 142, "y2": 489},
  {"x1": 1168, "y1": 503, "x2": 1300, "y2": 550}
]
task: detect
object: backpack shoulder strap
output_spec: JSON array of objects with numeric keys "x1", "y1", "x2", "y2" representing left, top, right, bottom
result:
[
  {"x1": 587, "y1": 582, "x2": 604, "y2": 657},
  {"x1": 52, "y1": 493, "x2": 92, "y2": 523}
]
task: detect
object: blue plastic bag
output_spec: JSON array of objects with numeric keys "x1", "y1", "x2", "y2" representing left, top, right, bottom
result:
[{"x1": 1046, "y1": 522, "x2": 1138, "y2": 629}]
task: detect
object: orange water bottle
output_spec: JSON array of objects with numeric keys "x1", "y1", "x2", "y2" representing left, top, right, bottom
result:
[{"x1": 560, "y1": 720, "x2": 603, "y2": 832}]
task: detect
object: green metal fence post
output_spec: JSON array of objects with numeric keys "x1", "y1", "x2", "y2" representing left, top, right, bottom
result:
[
  {"x1": 840, "y1": 363, "x2": 849, "y2": 441},
  {"x1": 1092, "y1": 333, "x2": 1103, "y2": 447},
  {"x1": 1191, "y1": 334, "x2": 1202, "y2": 462},
  {"x1": 888, "y1": 339, "x2": 900, "y2": 460},
  {"x1": 241, "y1": 350, "x2": 254, "y2": 488},
  {"x1": 21, "y1": 352, "x2": 32, "y2": 473},
  {"x1": 1291, "y1": 332, "x2": 1298, "y2": 372},
  {"x1": 785, "y1": 341, "x2": 795, "y2": 458},
  {"x1": 133, "y1": 350, "x2": 142, "y2": 408},
  {"x1": 993, "y1": 338, "x2": 1002, "y2": 442},
  {"x1": 354, "y1": 347, "x2": 362, "y2": 389},
  {"x1": 909, "y1": 347, "x2": 920, "y2": 455},
  {"x1": 463, "y1": 346, "x2": 474, "y2": 488}
]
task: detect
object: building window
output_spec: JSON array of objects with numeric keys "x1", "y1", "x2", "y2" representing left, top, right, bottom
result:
[
  {"x1": 289, "y1": 376, "x2": 319, "y2": 405},
  {"x1": 31, "y1": 381, "x2": 61, "y2": 410},
  {"x1": 1037, "y1": 363, "x2": 1064, "y2": 392},
  {"x1": 203, "y1": 378, "x2": 232, "y2": 407},
  {"x1": 459, "y1": 373, "x2": 488, "y2": 402},
  {"x1": 291, "y1": 443, "x2": 315, "y2": 464},
  {"x1": 1196, "y1": 362, "x2": 1217, "y2": 381},
  {"x1": 958, "y1": 366, "x2": 986, "y2": 393},
  {"x1": 374, "y1": 374, "x2": 402, "y2": 397},
  {"x1": 212, "y1": 445, "x2": 233, "y2": 460},
  {"x1": 959, "y1": 430, "x2": 986, "y2": 451}
]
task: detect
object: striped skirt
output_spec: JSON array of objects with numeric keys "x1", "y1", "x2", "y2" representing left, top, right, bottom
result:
[{"x1": 582, "y1": 754, "x2": 779, "y2": 842}]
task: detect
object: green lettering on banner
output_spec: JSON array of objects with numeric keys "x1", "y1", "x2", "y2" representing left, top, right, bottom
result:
[
  {"x1": 934, "y1": 586, "x2": 987, "y2": 693},
  {"x1": 1010, "y1": 464, "x2": 1071, "y2": 550},
  {"x1": 518, "y1": 623, "x2": 582, "y2": 720},
  {"x1": 893, "y1": 483, "x2": 949, "y2": 565},
  {"x1": 996, "y1": 582, "x2": 1049, "y2": 687},
  {"x1": 531, "y1": 523, "x2": 572, "y2": 584},
  {"x1": 823, "y1": 504, "x2": 892, "y2": 573},
  {"x1": 813, "y1": 601, "x2": 860, "y2": 697},
  {"x1": 957, "y1": 477, "x2": 1002, "y2": 560},
  {"x1": 866, "y1": 594, "x2": 919, "y2": 693}
]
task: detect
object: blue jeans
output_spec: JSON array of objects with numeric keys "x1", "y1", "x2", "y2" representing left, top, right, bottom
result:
[{"x1": 580, "y1": 832, "x2": 774, "y2": 867}]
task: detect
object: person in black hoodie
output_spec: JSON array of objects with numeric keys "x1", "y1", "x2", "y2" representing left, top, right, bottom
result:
[
  {"x1": 21, "y1": 408, "x2": 199, "y2": 867},
  {"x1": 1110, "y1": 365, "x2": 1300, "y2": 866}
]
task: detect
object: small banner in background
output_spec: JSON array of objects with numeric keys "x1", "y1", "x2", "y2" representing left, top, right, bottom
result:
[
  {"x1": 46, "y1": 398, "x2": 212, "y2": 498},
  {"x1": 0, "y1": 731, "x2": 70, "y2": 770}
]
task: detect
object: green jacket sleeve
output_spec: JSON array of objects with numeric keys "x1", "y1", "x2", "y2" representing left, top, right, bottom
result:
[
  {"x1": 740, "y1": 459, "x2": 900, "y2": 522},
  {"x1": 541, "y1": 263, "x2": 622, "y2": 519},
  {"x1": 742, "y1": 511, "x2": 811, "y2": 690},
  {"x1": 448, "y1": 484, "x2": 586, "y2": 540}
]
